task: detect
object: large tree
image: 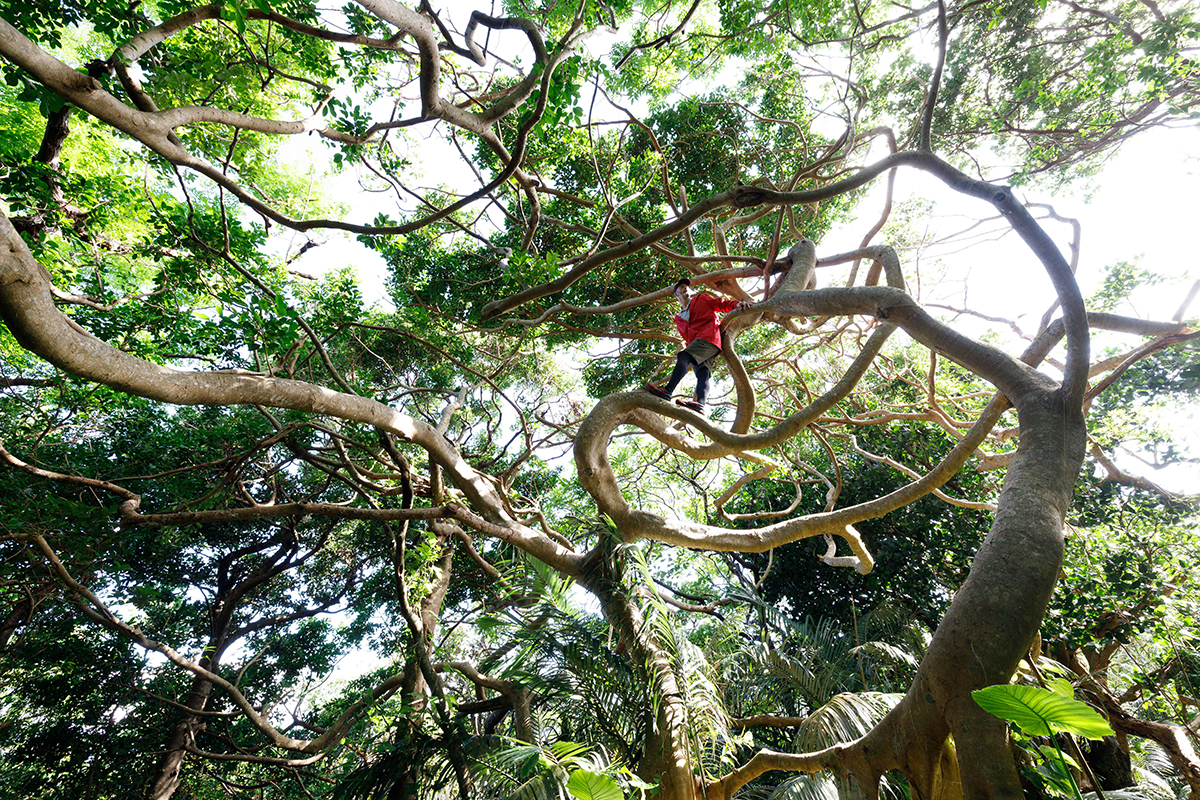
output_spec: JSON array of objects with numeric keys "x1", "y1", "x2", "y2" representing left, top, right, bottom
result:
[{"x1": 1, "y1": 0, "x2": 1198, "y2": 798}]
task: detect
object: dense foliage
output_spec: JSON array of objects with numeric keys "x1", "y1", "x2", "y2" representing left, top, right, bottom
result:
[{"x1": 0, "y1": 0, "x2": 1197, "y2": 798}]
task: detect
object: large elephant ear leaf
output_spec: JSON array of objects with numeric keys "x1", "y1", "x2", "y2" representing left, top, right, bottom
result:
[
  {"x1": 972, "y1": 684, "x2": 1113, "y2": 740},
  {"x1": 566, "y1": 769, "x2": 623, "y2": 800}
]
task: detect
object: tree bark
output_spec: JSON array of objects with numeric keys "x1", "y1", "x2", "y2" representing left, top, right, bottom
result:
[
  {"x1": 388, "y1": 657, "x2": 427, "y2": 800},
  {"x1": 9, "y1": 105, "x2": 71, "y2": 235},
  {"x1": 579, "y1": 546, "x2": 697, "y2": 800},
  {"x1": 0, "y1": 208, "x2": 582, "y2": 581},
  {"x1": 0, "y1": 596, "x2": 34, "y2": 654},
  {"x1": 862, "y1": 390, "x2": 1086, "y2": 799},
  {"x1": 390, "y1": 524, "x2": 457, "y2": 800},
  {"x1": 145, "y1": 532, "x2": 308, "y2": 798},
  {"x1": 1101, "y1": 695, "x2": 1200, "y2": 799},
  {"x1": 147, "y1": 668, "x2": 217, "y2": 800},
  {"x1": 1081, "y1": 737, "x2": 1134, "y2": 791}
]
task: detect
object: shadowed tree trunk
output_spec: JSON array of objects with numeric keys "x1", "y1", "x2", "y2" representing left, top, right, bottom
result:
[
  {"x1": 389, "y1": 524, "x2": 455, "y2": 800},
  {"x1": 148, "y1": 659, "x2": 220, "y2": 800},
  {"x1": 10, "y1": 105, "x2": 71, "y2": 236},
  {"x1": 145, "y1": 527, "x2": 351, "y2": 799}
]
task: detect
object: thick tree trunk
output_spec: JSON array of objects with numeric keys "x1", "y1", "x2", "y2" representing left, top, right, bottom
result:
[
  {"x1": 0, "y1": 596, "x2": 33, "y2": 653},
  {"x1": 34, "y1": 105, "x2": 71, "y2": 167},
  {"x1": 1081, "y1": 736, "x2": 1134, "y2": 791},
  {"x1": 860, "y1": 390, "x2": 1087, "y2": 800},
  {"x1": 579, "y1": 547, "x2": 697, "y2": 800},
  {"x1": 388, "y1": 657, "x2": 428, "y2": 800},
  {"x1": 632, "y1": 634, "x2": 697, "y2": 800},
  {"x1": 390, "y1": 526, "x2": 456, "y2": 800},
  {"x1": 147, "y1": 657, "x2": 217, "y2": 800},
  {"x1": 10, "y1": 106, "x2": 71, "y2": 235}
]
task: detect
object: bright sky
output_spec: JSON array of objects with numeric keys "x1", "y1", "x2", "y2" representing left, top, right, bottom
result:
[
  {"x1": 285, "y1": 125, "x2": 1198, "y2": 314},
  {"x1": 832, "y1": 125, "x2": 1200, "y2": 494},
  {"x1": 824, "y1": 126, "x2": 1200, "y2": 318}
]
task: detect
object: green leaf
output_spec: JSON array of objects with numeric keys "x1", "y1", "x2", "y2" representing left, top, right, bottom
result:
[
  {"x1": 567, "y1": 769, "x2": 623, "y2": 800},
  {"x1": 223, "y1": 0, "x2": 247, "y2": 34},
  {"x1": 972, "y1": 684, "x2": 1113, "y2": 739}
]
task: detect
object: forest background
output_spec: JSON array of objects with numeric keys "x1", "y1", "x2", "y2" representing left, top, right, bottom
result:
[{"x1": 0, "y1": 0, "x2": 1198, "y2": 798}]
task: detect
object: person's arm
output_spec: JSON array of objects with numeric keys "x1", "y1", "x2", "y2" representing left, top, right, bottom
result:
[{"x1": 708, "y1": 294, "x2": 742, "y2": 313}]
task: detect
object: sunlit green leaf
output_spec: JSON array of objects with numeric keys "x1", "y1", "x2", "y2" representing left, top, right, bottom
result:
[{"x1": 972, "y1": 684, "x2": 1113, "y2": 739}]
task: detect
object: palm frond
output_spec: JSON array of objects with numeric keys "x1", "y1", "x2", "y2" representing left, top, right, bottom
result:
[
  {"x1": 1126, "y1": 742, "x2": 1190, "y2": 800},
  {"x1": 471, "y1": 738, "x2": 614, "y2": 800},
  {"x1": 624, "y1": 541, "x2": 740, "y2": 777},
  {"x1": 1131, "y1": 742, "x2": 1179, "y2": 782},
  {"x1": 474, "y1": 594, "x2": 647, "y2": 757},
  {"x1": 851, "y1": 641, "x2": 920, "y2": 669},
  {"x1": 719, "y1": 588, "x2": 928, "y2": 711},
  {"x1": 327, "y1": 728, "x2": 454, "y2": 800},
  {"x1": 766, "y1": 772, "x2": 841, "y2": 800},
  {"x1": 794, "y1": 692, "x2": 903, "y2": 752},
  {"x1": 1085, "y1": 782, "x2": 1177, "y2": 800}
]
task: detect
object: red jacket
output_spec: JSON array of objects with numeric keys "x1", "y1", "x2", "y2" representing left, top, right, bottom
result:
[{"x1": 675, "y1": 292, "x2": 740, "y2": 350}]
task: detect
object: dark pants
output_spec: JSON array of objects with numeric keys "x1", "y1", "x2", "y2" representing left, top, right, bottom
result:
[{"x1": 664, "y1": 350, "x2": 713, "y2": 405}]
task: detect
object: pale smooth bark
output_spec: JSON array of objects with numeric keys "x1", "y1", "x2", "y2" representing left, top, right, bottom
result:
[{"x1": 695, "y1": 311, "x2": 1086, "y2": 800}]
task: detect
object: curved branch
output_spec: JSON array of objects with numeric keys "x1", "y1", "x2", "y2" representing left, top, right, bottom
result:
[
  {"x1": 755, "y1": 286, "x2": 1051, "y2": 401},
  {"x1": 849, "y1": 435, "x2": 997, "y2": 512},
  {"x1": 481, "y1": 184, "x2": 760, "y2": 319},
  {"x1": 614, "y1": 0, "x2": 704, "y2": 68},
  {"x1": 746, "y1": 150, "x2": 1089, "y2": 405},
  {"x1": 498, "y1": 265, "x2": 761, "y2": 328},
  {"x1": 573, "y1": 235, "x2": 1071, "y2": 562},
  {"x1": 0, "y1": 209, "x2": 581, "y2": 579},
  {"x1": 920, "y1": 0, "x2": 949, "y2": 151},
  {"x1": 0, "y1": 4, "x2": 576, "y2": 240},
  {"x1": 707, "y1": 745, "x2": 849, "y2": 800},
  {"x1": 485, "y1": 149, "x2": 1086, "y2": 402},
  {"x1": 26, "y1": 530, "x2": 404, "y2": 753}
]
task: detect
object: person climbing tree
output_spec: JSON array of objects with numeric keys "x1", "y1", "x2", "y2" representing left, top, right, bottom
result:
[{"x1": 644, "y1": 278, "x2": 749, "y2": 414}]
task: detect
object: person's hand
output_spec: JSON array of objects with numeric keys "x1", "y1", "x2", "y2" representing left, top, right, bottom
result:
[{"x1": 736, "y1": 301, "x2": 751, "y2": 310}]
